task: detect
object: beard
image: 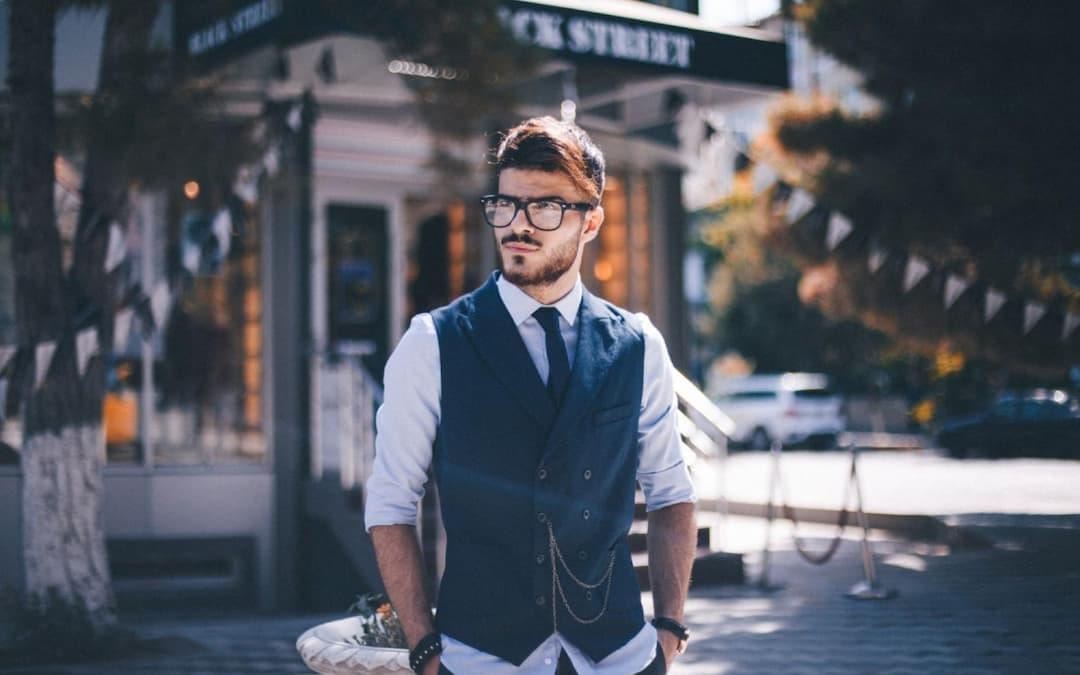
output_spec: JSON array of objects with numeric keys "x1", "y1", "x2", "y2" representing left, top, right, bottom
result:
[{"x1": 499, "y1": 229, "x2": 581, "y2": 288}]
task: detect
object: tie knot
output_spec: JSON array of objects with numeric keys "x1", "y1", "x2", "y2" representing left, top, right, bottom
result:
[{"x1": 532, "y1": 307, "x2": 561, "y2": 335}]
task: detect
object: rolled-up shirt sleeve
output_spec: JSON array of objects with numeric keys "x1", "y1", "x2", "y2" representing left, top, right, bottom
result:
[
  {"x1": 635, "y1": 313, "x2": 698, "y2": 512},
  {"x1": 364, "y1": 314, "x2": 441, "y2": 533}
]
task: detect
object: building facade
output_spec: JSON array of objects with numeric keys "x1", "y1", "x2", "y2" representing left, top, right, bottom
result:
[{"x1": 0, "y1": 0, "x2": 787, "y2": 613}]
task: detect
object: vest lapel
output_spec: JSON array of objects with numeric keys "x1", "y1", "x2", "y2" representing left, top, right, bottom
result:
[
  {"x1": 543, "y1": 288, "x2": 622, "y2": 456},
  {"x1": 458, "y1": 274, "x2": 556, "y2": 431}
]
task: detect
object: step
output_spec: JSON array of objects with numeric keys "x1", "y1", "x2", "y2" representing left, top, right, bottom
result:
[
  {"x1": 627, "y1": 525, "x2": 711, "y2": 553},
  {"x1": 631, "y1": 548, "x2": 744, "y2": 590}
]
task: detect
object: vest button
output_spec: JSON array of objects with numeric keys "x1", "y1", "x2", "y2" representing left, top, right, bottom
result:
[
  {"x1": 583, "y1": 469, "x2": 592, "y2": 480},
  {"x1": 582, "y1": 509, "x2": 591, "y2": 520},
  {"x1": 535, "y1": 594, "x2": 546, "y2": 606},
  {"x1": 585, "y1": 590, "x2": 592, "y2": 600},
  {"x1": 537, "y1": 467, "x2": 548, "y2": 480},
  {"x1": 536, "y1": 553, "x2": 546, "y2": 565},
  {"x1": 577, "y1": 549, "x2": 587, "y2": 560},
  {"x1": 537, "y1": 512, "x2": 547, "y2": 523}
]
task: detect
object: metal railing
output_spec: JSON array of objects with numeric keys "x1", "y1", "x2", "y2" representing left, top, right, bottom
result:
[
  {"x1": 673, "y1": 368, "x2": 735, "y2": 466},
  {"x1": 309, "y1": 361, "x2": 730, "y2": 494},
  {"x1": 311, "y1": 352, "x2": 383, "y2": 490}
]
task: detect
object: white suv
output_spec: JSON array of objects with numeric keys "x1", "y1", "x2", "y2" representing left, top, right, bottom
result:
[{"x1": 712, "y1": 373, "x2": 845, "y2": 450}]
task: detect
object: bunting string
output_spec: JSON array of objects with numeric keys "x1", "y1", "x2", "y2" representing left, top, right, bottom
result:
[{"x1": 700, "y1": 112, "x2": 1078, "y2": 344}]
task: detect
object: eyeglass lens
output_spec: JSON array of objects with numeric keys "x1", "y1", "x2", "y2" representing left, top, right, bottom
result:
[{"x1": 483, "y1": 197, "x2": 567, "y2": 230}]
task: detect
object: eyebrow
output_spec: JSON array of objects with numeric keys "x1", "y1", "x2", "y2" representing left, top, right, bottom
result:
[{"x1": 497, "y1": 193, "x2": 577, "y2": 202}]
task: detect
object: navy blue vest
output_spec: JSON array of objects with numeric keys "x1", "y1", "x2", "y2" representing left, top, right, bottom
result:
[{"x1": 430, "y1": 272, "x2": 646, "y2": 665}]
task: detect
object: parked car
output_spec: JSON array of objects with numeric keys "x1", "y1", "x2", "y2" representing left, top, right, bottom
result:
[
  {"x1": 712, "y1": 373, "x2": 845, "y2": 450},
  {"x1": 936, "y1": 389, "x2": 1080, "y2": 459}
]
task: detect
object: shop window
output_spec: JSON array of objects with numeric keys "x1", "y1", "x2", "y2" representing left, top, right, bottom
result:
[{"x1": 150, "y1": 197, "x2": 266, "y2": 465}]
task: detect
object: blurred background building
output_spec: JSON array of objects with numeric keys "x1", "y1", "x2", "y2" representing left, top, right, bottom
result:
[{"x1": 0, "y1": 0, "x2": 788, "y2": 613}]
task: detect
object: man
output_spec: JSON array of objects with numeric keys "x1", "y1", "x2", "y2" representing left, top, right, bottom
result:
[{"x1": 365, "y1": 116, "x2": 697, "y2": 675}]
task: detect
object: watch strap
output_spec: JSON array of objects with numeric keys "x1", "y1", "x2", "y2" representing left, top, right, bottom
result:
[{"x1": 651, "y1": 616, "x2": 689, "y2": 641}]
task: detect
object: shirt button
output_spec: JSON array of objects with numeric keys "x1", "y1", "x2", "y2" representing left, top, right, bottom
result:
[
  {"x1": 537, "y1": 512, "x2": 547, "y2": 523},
  {"x1": 536, "y1": 553, "x2": 546, "y2": 565},
  {"x1": 544, "y1": 658, "x2": 553, "y2": 665},
  {"x1": 582, "y1": 509, "x2": 591, "y2": 520},
  {"x1": 538, "y1": 467, "x2": 548, "y2": 480},
  {"x1": 583, "y1": 469, "x2": 592, "y2": 480},
  {"x1": 535, "y1": 594, "x2": 546, "y2": 606}
]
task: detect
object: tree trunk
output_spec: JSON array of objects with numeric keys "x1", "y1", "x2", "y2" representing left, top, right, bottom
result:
[
  {"x1": 9, "y1": 0, "x2": 117, "y2": 630},
  {"x1": 11, "y1": 0, "x2": 155, "y2": 633}
]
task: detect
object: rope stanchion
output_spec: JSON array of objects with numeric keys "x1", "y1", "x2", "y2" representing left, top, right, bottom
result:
[
  {"x1": 754, "y1": 438, "x2": 786, "y2": 591},
  {"x1": 844, "y1": 442, "x2": 897, "y2": 601},
  {"x1": 779, "y1": 448, "x2": 853, "y2": 566},
  {"x1": 755, "y1": 437, "x2": 897, "y2": 600}
]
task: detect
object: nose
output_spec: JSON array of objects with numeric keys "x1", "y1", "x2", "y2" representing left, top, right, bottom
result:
[{"x1": 509, "y1": 206, "x2": 534, "y2": 233}]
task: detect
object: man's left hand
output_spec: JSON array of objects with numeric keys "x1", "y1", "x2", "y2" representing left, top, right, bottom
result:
[{"x1": 657, "y1": 629, "x2": 680, "y2": 670}]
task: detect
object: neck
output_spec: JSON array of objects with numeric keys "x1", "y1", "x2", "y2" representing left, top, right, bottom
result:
[{"x1": 514, "y1": 270, "x2": 578, "y2": 305}]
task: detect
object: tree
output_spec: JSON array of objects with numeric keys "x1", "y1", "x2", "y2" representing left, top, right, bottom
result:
[
  {"x1": 763, "y1": 0, "x2": 1080, "y2": 377},
  {"x1": 4, "y1": 0, "x2": 532, "y2": 654}
]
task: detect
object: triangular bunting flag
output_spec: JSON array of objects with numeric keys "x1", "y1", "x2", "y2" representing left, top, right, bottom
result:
[
  {"x1": 902, "y1": 255, "x2": 931, "y2": 292},
  {"x1": 34, "y1": 340, "x2": 56, "y2": 391},
  {"x1": 114, "y1": 308, "x2": 134, "y2": 352},
  {"x1": 944, "y1": 274, "x2": 971, "y2": 309},
  {"x1": 233, "y1": 165, "x2": 259, "y2": 204},
  {"x1": 784, "y1": 188, "x2": 815, "y2": 225},
  {"x1": 182, "y1": 240, "x2": 201, "y2": 275},
  {"x1": 868, "y1": 245, "x2": 887, "y2": 274},
  {"x1": 0, "y1": 345, "x2": 15, "y2": 374},
  {"x1": 752, "y1": 164, "x2": 778, "y2": 194},
  {"x1": 1063, "y1": 312, "x2": 1080, "y2": 341},
  {"x1": 263, "y1": 146, "x2": 280, "y2": 177},
  {"x1": 150, "y1": 282, "x2": 172, "y2": 331},
  {"x1": 212, "y1": 209, "x2": 232, "y2": 260},
  {"x1": 984, "y1": 288, "x2": 1006, "y2": 323},
  {"x1": 1022, "y1": 302, "x2": 1046, "y2": 335},
  {"x1": 104, "y1": 222, "x2": 126, "y2": 273},
  {"x1": 825, "y1": 213, "x2": 853, "y2": 250},
  {"x1": 76, "y1": 328, "x2": 99, "y2": 377},
  {"x1": 287, "y1": 103, "x2": 303, "y2": 131}
]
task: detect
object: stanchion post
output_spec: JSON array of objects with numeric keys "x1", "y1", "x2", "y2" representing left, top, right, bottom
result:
[
  {"x1": 844, "y1": 441, "x2": 897, "y2": 600},
  {"x1": 756, "y1": 438, "x2": 785, "y2": 591}
]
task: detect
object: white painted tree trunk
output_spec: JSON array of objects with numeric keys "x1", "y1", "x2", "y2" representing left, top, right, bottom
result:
[{"x1": 21, "y1": 424, "x2": 116, "y2": 631}]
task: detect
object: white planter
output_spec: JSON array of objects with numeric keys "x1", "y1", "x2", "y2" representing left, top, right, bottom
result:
[{"x1": 297, "y1": 616, "x2": 411, "y2": 674}]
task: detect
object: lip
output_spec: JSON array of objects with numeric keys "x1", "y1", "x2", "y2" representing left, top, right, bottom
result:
[{"x1": 503, "y1": 244, "x2": 539, "y2": 253}]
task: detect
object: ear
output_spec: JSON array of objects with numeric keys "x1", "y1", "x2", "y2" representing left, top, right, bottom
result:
[{"x1": 580, "y1": 205, "x2": 604, "y2": 244}]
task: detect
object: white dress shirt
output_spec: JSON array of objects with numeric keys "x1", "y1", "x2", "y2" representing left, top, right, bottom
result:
[{"x1": 364, "y1": 273, "x2": 696, "y2": 674}]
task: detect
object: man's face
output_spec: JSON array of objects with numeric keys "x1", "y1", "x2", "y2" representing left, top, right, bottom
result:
[{"x1": 495, "y1": 168, "x2": 603, "y2": 289}]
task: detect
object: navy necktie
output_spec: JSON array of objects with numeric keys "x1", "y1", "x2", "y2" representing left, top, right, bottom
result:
[{"x1": 533, "y1": 307, "x2": 571, "y2": 405}]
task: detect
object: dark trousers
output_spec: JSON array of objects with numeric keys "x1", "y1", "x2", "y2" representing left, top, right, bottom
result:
[{"x1": 437, "y1": 641, "x2": 666, "y2": 674}]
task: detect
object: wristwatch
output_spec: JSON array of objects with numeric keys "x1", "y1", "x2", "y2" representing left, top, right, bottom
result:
[{"x1": 651, "y1": 616, "x2": 690, "y2": 655}]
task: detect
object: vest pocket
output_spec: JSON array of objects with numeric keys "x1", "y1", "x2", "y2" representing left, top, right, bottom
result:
[{"x1": 593, "y1": 402, "x2": 635, "y2": 426}]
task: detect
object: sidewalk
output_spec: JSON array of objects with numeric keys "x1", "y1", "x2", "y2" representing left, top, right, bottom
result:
[
  {"x1": 6, "y1": 525, "x2": 1077, "y2": 674},
  {"x1": 5, "y1": 451, "x2": 1078, "y2": 674},
  {"x1": 662, "y1": 529, "x2": 1080, "y2": 674}
]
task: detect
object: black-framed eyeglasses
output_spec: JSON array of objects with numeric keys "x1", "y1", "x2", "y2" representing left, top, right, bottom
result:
[{"x1": 479, "y1": 194, "x2": 595, "y2": 231}]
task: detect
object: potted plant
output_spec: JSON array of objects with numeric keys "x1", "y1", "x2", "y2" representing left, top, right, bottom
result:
[{"x1": 297, "y1": 593, "x2": 411, "y2": 674}]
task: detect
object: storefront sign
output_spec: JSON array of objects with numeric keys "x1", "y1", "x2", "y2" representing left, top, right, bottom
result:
[
  {"x1": 501, "y1": 1, "x2": 787, "y2": 86},
  {"x1": 175, "y1": 0, "x2": 786, "y2": 88},
  {"x1": 186, "y1": 0, "x2": 284, "y2": 57},
  {"x1": 499, "y1": 6, "x2": 695, "y2": 70}
]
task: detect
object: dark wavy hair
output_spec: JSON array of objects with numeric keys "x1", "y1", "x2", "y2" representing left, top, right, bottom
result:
[{"x1": 493, "y1": 116, "x2": 606, "y2": 204}]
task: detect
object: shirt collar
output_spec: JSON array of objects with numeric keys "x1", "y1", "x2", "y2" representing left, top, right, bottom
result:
[{"x1": 495, "y1": 271, "x2": 583, "y2": 327}]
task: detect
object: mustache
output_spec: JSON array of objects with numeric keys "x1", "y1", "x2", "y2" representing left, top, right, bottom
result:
[{"x1": 501, "y1": 233, "x2": 542, "y2": 248}]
